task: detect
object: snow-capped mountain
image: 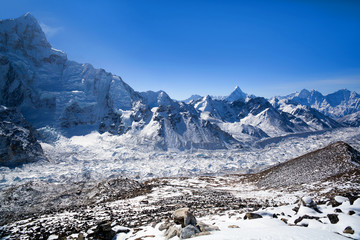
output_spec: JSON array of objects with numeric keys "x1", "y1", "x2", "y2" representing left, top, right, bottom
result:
[
  {"x1": 225, "y1": 86, "x2": 247, "y2": 102},
  {"x1": 282, "y1": 89, "x2": 360, "y2": 119},
  {"x1": 0, "y1": 13, "x2": 238, "y2": 151},
  {"x1": 0, "y1": 13, "x2": 358, "y2": 156},
  {"x1": 193, "y1": 94, "x2": 341, "y2": 140},
  {"x1": 182, "y1": 94, "x2": 202, "y2": 104},
  {"x1": 339, "y1": 111, "x2": 360, "y2": 127},
  {"x1": 270, "y1": 98, "x2": 342, "y2": 131},
  {"x1": 136, "y1": 90, "x2": 238, "y2": 149},
  {"x1": 0, "y1": 13, "x2": 139, "y2": 133}
]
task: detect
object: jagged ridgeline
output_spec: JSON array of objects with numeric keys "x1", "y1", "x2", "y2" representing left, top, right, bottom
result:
[{"x1": 1, "y1": 13, "x2": 360, "y2": 168}]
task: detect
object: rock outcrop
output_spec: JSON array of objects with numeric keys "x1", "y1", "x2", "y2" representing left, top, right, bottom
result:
[{"x1": 0, "y1": 105, "x2": 46, "y2": 167}]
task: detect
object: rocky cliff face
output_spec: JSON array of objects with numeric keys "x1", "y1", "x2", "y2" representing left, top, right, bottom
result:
[
  {"x1": 0, "y1": 13, "x2": 239, "y2": 151},
  {"x1": 0, "y1": 105, "x2": 46, "y2": 167},
  {"x1": 0, "y1": 13, "x2": 141, "y2": 133}
]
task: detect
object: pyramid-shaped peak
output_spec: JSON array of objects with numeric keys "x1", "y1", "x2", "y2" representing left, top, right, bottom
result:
[
  {"x1": 226, "y1": 86, "x2": 247, "y2": 102},
  {"x1": 23, "y1": 12, "x2": 37, "y2": 21},
  {"x1": 15, "y1": 12, "x2": 41, "y2": 29},
  {"x1": 233, "y1": 86, "x2": 242, "y2": 91},
  {"x1": 203, "y1": 95, "x2": 213, "y2": 101}
]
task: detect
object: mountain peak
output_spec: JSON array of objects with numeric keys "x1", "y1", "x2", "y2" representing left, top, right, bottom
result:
[
  {"x1": 21, "y1": 12, "x2": 37, "y2": 23},
  {"x1": 297, "y1": 89, "x2": 311, "y2": 98},
  {"x1": 0, "y1": 13, "x2": 52, "y2": 57},
  {"x1": 226, "y1": 86, "x2": 247, "y2": 102},
  {"x1": 14, "y1": 12, "x2": 43, "y2": 33}
]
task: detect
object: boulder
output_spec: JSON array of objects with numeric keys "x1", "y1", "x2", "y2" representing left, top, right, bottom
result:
[
  {"x1": 343, "y1": 226, "x2": 354, "y2": 234},
  {"x1": 87, "y1": 221, "x2": 116, "y2": 240},
  {"x1": 159, "y1": 222, "x2": 173, "y2": 231},
  {"x1": 196, "y1": 222, "x2": 220, "y2": 232},
  {"x1": 327, "y1": 198, "x2": 342, "y2": 207},
  {"x1": 180, "y1": 225, "x2": 200, "y2": 239},
  {"x1": 299, "y1": 197, "x2": 322, "y2": 213},
  {"x1": 294, "y1": 215, "x2": 319, "y2": 225},
  {"x1": 173, "y1": 208, "x2": 197, "y2": 227},
  {"x1": 244, "y1": 212, "x2": 263, "y2": 220},
  {"x1": 348, "y1": 210, "x2": 355, "y2": 215},
  {"x1": 327, "y1": 214, "x2": 339, "y2": 224},
  {"x1": 165, "y1": 225, "x2": 180, "y2": 239}
]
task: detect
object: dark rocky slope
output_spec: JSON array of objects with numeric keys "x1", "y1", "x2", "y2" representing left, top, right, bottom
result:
[
  {"x1": 250, "y1": 141, "x2": 360, "y2": 188},
  {"x1": 0, "y1": 105, "x2": 46, "y2": 167}
]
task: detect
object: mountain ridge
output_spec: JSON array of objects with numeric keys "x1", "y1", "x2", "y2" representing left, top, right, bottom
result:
[{"x1": 0, "y1": 13, "x2": 358, "y2": 161}]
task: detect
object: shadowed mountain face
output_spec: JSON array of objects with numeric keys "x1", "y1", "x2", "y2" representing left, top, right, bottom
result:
[
  {"x1": 251, "y1": 141, "x2": 360, "y2": 188},
  {"x1": 0, "y1": 14, "x2": 239, "y2": 151},
  {"x1": 0, "y1": 106, "x2": 46, "y2": 167},
  {"x1": 0, "y1": 13, "x2": 358, "y2": 159}
]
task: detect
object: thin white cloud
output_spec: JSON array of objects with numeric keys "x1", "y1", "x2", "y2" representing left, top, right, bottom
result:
[{"x1": 39, "y1": 22, "x2": 63, "y2": 38}]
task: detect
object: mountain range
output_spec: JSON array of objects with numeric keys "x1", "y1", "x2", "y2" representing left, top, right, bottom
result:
[{"x1": 1, "y1": 14, "x2": 360, "y2": 167}]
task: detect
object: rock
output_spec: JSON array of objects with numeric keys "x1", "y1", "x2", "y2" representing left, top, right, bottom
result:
[
  {"x1": 327, "y1": 214, "x2": 339, "y2": 224},
  {"x1": 343, "y1": 226, "x2": 354, "y2": 234},
  {"x1": 299, "y1": 197, "x2": 322, "y2": 213},
  {"x1": 196, "y1": 232, "x2": 211, "y2": 236},
  {"x1": 87, "y1": 221, "x2": 116, "y2": 240},
  {"x1": 292, "y1": 207, "x2": 299, "y2": 213},
  {"x1": 294, "y1": 215, "x2": 320, "y2": 225},
  {"x1": 343, "y1": 193, "x2": 359, "y2": 205},
  {"x1": 328, "y1": 198, "x2": 341, "y2": 208},
  {"x1": 244, "y1": 212, "x2": 262, "y2": 220},
  {"x1": 272, "y1": 214, "x2": 278, "y2": 218},
  {"x1": 159, "y1": 222, "x2": 173, "y2": 231},
  {"x1": 165, "y1": 226, "x2": 180, "y2": 239},
  {"x1": 180, "y1": 225, "x2": 200, "y2": 239},
  {"x1": 228, "y1": 225, "x2": 240, "y2": 228},
  {"x1": 348, "y1": 210, "x2": 355, "y2": 215},
  {"x1": 0, "y1": 106, "x2": 47, "y2": 168},
  {"x1": 281, "y1": 218, "x2": 288, "y2": 224},
  {"x1": 140, "y1": 200, "x2": 149, "y2": 204},
  {"x1": 173, "y1": 208, "x2": 197, "y2": 227},
  {"x1": 334, "y1": 209, "x2": 342, "y2": 213},
  {"x1": 196, "y1": 222, "x2": 220, "y2": 232},
  {"x1": 77, "y1": 233, "x2": 84, "y2": 240}
]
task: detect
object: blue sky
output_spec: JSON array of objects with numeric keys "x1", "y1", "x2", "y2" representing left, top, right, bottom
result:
[{"x1": 1, "y1": 0, "x2": 360, "y2": 99}]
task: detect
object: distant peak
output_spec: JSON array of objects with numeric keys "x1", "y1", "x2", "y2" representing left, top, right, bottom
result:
[
  {"x1": 17, "y1": 12, "x2": 39, "y2": 26},
  {"x1": 203, "y1": 95, "x2": 213, "y2": 101},
  {"x1": 24, "y1": 12, "x2": 35, "y2": 19},
  {"x1": 297, "y1": 89, "x2": 311, "y2": 98},
  {"x1": 226, "y1": 86, "x2": 247, "y2": 102}
]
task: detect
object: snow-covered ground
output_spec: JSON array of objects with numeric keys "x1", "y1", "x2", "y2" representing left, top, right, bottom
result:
[
  {"x1": 115, "y1": 178, "x2": 360, "y2": 240},
  {"x1": 0, "y1": 127, "x2": 360, "y2": 188},
  {"x1": 120, "y1": 200, "x2": 359, "y2": 240},
  {"x1": 2, "y1": 172, "x2": 359, "y2": 239}
]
